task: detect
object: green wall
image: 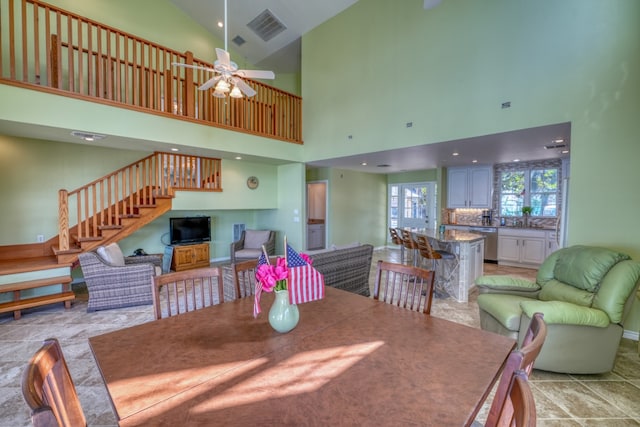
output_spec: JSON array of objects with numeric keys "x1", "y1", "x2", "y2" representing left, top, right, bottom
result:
[{"x1": 302, "y1": 0, "x2": 640, "y2": 259}]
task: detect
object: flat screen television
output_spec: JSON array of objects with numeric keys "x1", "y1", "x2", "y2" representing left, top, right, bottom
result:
[{"x1": 170, "y1": 216, "x2": 211, "y2": 245}]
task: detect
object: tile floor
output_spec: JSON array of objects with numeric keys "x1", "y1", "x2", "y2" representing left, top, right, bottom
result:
[{"x1": 1, "y1": 248, "x2": 639, "y2": 426}]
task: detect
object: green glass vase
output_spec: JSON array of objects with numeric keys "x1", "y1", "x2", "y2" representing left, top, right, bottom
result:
[{"x1": 268, "y1": 289, "x2": 299, "y2": 333}]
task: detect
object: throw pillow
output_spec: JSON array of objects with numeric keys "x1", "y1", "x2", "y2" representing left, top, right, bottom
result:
[
  {"x1": 244, "y1": 230, "x2": 271, "y2": 249},
  {"x1": 96, "y1": 243, "x2": 125, "y2": 266}
]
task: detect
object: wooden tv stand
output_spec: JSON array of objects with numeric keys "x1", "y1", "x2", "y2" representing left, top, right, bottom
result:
[{"x1": 170, "y1": 242, "x2": 210, "y2": 272}]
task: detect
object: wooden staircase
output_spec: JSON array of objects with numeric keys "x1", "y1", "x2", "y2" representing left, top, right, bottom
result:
[{"x1": 0, "y1": 151, "x2": 222, "y2": 320}]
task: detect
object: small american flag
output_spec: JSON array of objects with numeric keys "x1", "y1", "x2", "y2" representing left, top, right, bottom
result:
[
  {"x1": 286, "y1": 244, "x2": 325, "y2": 305},
  {"x1": 253, "y1": 251, "x2": 269, "y2": 318}
]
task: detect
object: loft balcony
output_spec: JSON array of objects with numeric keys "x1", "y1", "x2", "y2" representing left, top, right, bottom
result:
[{"x1": 0, "y1": 0, "x2": 303, "y2": 144}]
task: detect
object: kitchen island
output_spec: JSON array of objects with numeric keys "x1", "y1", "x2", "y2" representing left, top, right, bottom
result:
[{"x1": 409, "y1": 229, "x2": 485, "y2": 303}]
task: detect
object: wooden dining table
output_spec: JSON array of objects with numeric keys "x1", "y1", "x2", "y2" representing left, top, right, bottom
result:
[{"x1": 89, "y1": 287, "x2": 515, "y2": 426}]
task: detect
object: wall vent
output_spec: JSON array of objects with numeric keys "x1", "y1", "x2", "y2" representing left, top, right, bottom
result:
[
  {"x1": 233, "y1": 223, "x2": 246, "y2": 241},
  {"x1": 247, "y1": 9, "x2": 287, "y2": 42}
]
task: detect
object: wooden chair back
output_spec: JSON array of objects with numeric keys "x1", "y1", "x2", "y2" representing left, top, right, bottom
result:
[
  {"x1": 232, "y1": 257, "x2": 278, "y2": 299},
  {"x1": 22, "y1": 338, "x2": 86, "y2": 427},
  {"x1": 389, "y1": 228, "x2": 402, "y2": 245},
  {"x1": 415, "y1": 234, "x2": 442, "y2": 260},
  {"x1": 399, "y1": 229, "x2": 419, "y2": 250},
  {"x1": 152, "y1": 267, "x2": 225, "y2": 320},
  {"x1": 490, "y1": 369, "x2": 537, "y2": 427},
  {"x1": 373, "y1": 260, "x2": 435, "y2": 314},
  {"x1": 485, "y1": 324, "x2": 545, "y2": 427},
  {"x1": 520, "y1": 312, "x2": 547, "y2": 375}
]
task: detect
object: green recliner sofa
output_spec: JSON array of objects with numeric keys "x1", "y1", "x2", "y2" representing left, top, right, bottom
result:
[{"x1": 476, "y1": 245, "x2": 640, "y2": 374}]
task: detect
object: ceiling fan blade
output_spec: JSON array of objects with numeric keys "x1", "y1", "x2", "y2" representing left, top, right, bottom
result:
[
  {"x1": 172, "y1": 62, "x2": 215, "y2": 73},
  {"x1": 199, "y1": 75, "x2": 222, "y2": 91},
  {"x1": 235, "y1": 69, "x2": 275, "y2": 80},
  {"x1": 232, "y1": 77, "x2": 257, "y2": 97},
  {"x1": 215, "y1": 48, "x2": 232, "y2": 69}
]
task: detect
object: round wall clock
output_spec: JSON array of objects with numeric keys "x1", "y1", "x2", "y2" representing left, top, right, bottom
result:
[{"x1": 246, "y1": 176, "x2": 259, "y2": 189}]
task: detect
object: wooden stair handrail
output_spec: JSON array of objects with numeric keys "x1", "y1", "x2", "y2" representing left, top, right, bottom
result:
[{"x1": 57, "y1": 152, "x2": 221, "y2": 251}]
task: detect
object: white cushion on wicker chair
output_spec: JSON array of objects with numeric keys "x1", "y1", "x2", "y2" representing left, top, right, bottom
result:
[
  {"x1": 244, "y1": 230, "x2": 271, "y2": 249},
  {"x1": 96, "y1": 243, "x2": 125, "y2": 266}
]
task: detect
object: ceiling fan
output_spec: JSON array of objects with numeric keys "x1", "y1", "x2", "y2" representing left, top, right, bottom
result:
[{"x1": 172, "y1": 0, "x2": 275, "y2": 98}]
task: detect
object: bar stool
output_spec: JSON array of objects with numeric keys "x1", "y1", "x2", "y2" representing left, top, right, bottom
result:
[
  {"x1": 388, "y1": 227, "x2": 405, "y2": 263},
  {"x1": 415, "y1": 234, "x2": 456, "y2": 294},
  {"x1": 400, "y1": 229, "x2": 420, "y2": 266}
]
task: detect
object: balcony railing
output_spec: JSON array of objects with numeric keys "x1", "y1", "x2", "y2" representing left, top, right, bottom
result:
[{"x1": 0, "y1": 0, "x2": 302, "y2": 143}]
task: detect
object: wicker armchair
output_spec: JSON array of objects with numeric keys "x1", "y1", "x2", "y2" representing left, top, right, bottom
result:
[
  {"x1": 230, "y1": 230, "x2": 276, "y2": 263},
  {"x1": 78, "y1": 243, "x2": 162, "y2": 312}
]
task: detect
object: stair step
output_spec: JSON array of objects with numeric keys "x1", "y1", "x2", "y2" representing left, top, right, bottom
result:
[{"x1": 98, "y1": 224, "x2": 123, "y2": 230}]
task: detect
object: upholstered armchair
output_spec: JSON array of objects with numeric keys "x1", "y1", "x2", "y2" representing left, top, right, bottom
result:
[
  {"x1": 230, "y1": 230, "x2": 276, "y2": 263},
  {"x1": 476, "y1": 245, "x2": 640, "y2": 374},
  {"x1": 78, "y1": 243, "x2": 162, "y2": 312}
]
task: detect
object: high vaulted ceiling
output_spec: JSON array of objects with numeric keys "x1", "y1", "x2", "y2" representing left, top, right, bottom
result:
[{"x1": 168, "y1": 0, "x2": 359, "y2": 74}]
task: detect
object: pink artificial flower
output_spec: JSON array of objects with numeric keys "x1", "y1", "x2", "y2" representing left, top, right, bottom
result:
[{"x1": 256, "y1": 258, "x2": 290, "y2": 292}]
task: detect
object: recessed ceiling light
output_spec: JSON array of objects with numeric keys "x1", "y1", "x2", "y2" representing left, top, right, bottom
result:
[
  {"x1": 235, "y1": 156, "x2": 242, "y2": 160},
  {"x1": 361, "y1": 162, "x2": 367, "y2": 166},
  {"x1": 170, "y1": 148, "x2": 179, "y2": 152},
  {"x1": 452, "y1": 152, "x2": 459, "y2": 156},
  {"x1": 472, "y1": 159, "x2": 478, "y2": 163},
  {"x1": 513, "y1": 159, "x2": 520, "y2": 162},
  {"x1": 554, "y1": 138, "x2": 564, "y2": 143},
  {"x1": 217, "y1": 21, "x2": 223, "y2": 28},
  {"x1": 561, "y1": 150, "x2": 569, "y2": 154}
]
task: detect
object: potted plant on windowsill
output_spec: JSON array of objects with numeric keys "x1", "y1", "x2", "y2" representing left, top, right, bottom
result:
[{"x1": 521, "y1": 206, "x2": 532, "y2": 227}]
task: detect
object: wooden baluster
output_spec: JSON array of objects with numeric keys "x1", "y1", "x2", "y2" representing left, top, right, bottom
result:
[{"x1": 58, "y1": 190, "x2": 70, "y2": 251}]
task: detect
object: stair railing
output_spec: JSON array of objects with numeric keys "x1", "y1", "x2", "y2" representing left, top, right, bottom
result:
[
  {"x1": 0, "y1": 0, "x2": 302, "y2": 143},
  {"x1": 57, "y1": 152, "x2": 221, "y2": 251}
]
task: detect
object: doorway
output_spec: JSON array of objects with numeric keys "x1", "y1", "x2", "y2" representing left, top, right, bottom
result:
[
  {"x1": 306, "y1": 181, "x2": 327, "y2": 250},
  {"x1": 389, "y1": 182, "x2": 437, "y2": 233}
]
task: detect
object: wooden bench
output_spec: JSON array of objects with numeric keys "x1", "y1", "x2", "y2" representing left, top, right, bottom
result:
[{"x1": 0, "y1": 275, "x2": 75, "y2": 320}]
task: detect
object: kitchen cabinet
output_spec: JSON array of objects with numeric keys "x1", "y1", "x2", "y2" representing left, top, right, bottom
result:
[
  {"x1": 170, "y1": 242, "x2": 210, "y2": 272},
  {"x1": 498, "y1": 228, "x2": 546, "y2": 267},
  {"x1": 447, "y1": 166, "x2": 493, "y2": 208},
  {"x1": 307, "y1": 224, "x2": 325, "y2": 250},
  {"x1": 546, "y1": 231, "x2": 559, "y2": 258},
  {"x1": 469, "y1": 239, "x2": 485, "y2": 284}
]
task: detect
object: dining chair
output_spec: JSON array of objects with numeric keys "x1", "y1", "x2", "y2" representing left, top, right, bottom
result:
[
  {"x1": 399, "y1": 229, "x2": 420, "y2": 266},
  {"x1": 484, "y1": 314, "x2": 546, "y2": 427},
  {"x1": 152, "y1": 267, "x2": 225, "y2": 319},
  {"x1": 373, "y1": 260, "x2": 435, "y2": 314},
  {"x1": 519, "y1": 312, "x2": 547, "y2": 375},
  {"x1": 494, "y1": 369, "x2": 537, "y2": 427},
  {"x1": 232, "y1": 257, "x2": 278, "y2": 299},
  {"x1": 22, "y1": 338, "x2": 87, "y2": 427}
]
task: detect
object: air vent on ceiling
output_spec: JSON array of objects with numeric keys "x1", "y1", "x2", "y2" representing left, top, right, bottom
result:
[
  {"x1": 247, "y1": 9, "x2": 287, "y2": 42},
  {"x1": 544, "y1": 143, "x2": 567, "y2": 149},
  {"x1": 232, "y1": 35, "x2": 246, "y2": 46},
  {"x1": 71, "y1": 131, "x2": 106, "y2": 141}
]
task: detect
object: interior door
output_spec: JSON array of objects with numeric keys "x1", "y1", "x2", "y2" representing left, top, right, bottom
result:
[{"x1": 390, "y1": 182, "x2": 437, "y2": 230}]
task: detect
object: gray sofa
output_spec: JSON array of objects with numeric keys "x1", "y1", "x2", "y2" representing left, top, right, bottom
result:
[{"x1": 309, "y1": 244, "x2": 374, "y2": 297}]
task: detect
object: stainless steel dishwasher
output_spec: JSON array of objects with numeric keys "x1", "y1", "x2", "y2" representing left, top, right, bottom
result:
[{"x1": 469, "y1": 226, "x2": 498, "y2": 262}]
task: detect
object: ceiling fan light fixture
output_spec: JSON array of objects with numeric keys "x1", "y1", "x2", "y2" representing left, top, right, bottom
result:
[
  {"x1": 213, "y1": 90, "x2": 226, "y2": 98},
  {"x1": 230, "y1": 85, "x2": 243, "y2": 98},
  {"x1": 215, "y1": 80, "x2": 230, "y2": 92}
]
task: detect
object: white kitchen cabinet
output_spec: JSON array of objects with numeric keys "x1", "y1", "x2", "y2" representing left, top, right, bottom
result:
[
  {"x1": 307, "y1": 224, "x2": 325, "y2": 250},
  {"x1": 498, "y1": 228, "x2": 546, "y2": 267},
  {"x1": 447, "y1": 166, "x2": 493, "y2": 208},
  {"x1": 546, "y1": 231, "x2": 559, "y2": 258},
  {"x1": 470, "y1": 239, "x2": 485, "y2": 284}
]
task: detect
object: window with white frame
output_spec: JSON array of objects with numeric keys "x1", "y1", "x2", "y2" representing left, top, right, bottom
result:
[{"x1": 499, "y1": 167, "x2": 559, "y2": 217}]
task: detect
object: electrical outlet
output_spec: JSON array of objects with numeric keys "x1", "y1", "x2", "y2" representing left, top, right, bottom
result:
[{"x1": 36, "y1": 234, "x2": 45, "y2": 243}]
